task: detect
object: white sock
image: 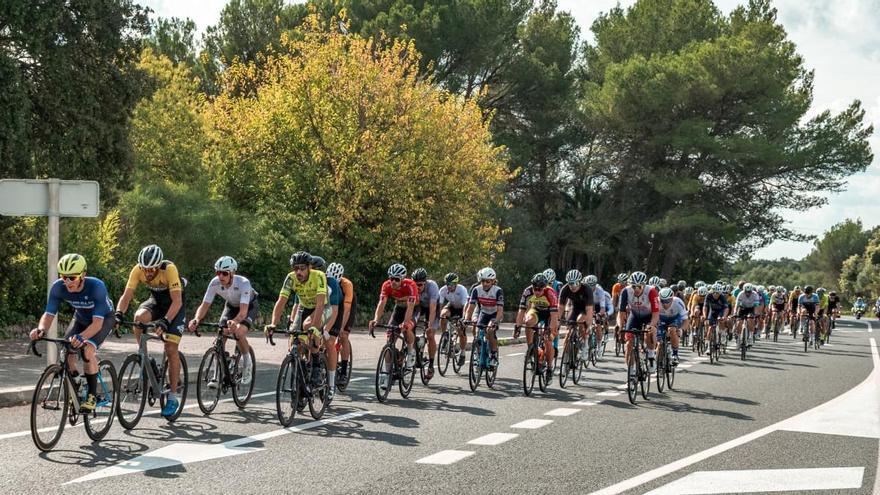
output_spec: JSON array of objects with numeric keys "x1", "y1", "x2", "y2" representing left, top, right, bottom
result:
[{"x1": 327, "y1": 370, "x2": 336, "y2": 390}]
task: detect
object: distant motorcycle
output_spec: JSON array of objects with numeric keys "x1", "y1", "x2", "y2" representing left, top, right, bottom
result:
[{"x1": 853, "y1": 306, "x2": 865, "y2": 319}]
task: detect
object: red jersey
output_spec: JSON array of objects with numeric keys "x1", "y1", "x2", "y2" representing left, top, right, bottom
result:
[{"x1": 380, "y1": 279, "x2": 420, "y2": 307}]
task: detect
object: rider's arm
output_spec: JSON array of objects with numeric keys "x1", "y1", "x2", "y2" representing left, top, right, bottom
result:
[
  {"x1": 162, "y1": 263, "x2": 184, "y2": 321},
  {"x1": 372, "y1": 295, "x2": 388, "y2": 322},
  {"x1": 312, "y1": 293, "x2": 326, "y2": 329},
  {"x1": 271, "y1": 294, "x2": 289, "y2": 327},
  {"x1": 340, "y1": 278, "x2": 353, "y2": 328},
  {"x1": 116, "y1": 287, "x2": 135, "y2": 314},
  {"x1": 192, "y1": 301, "x2": 211, "y2": 324}
]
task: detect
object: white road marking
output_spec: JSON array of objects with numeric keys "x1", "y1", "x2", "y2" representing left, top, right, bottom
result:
[
  {"x1": 0, "y1": 385, "x2": 33, "y2": 394},
  {"x1": 678, "y1": 364, "x2": 693, "y2": 369},
  {"x1": 694, "y1": 357, "x2": 710, "y2": 361},
  {"x1": 615, "y1": 383, "x2": 628, "y2": 390},
  {"x1": 597, "y1": 391, "x2": 622, "y2": 396},
  {"x1": 506, "y1": 352, "x2": 525, "y2": 357},
  {"x1": 0, "y1": 391, "x2": 278, "y2": 442},
  {"x1": 415, "y1": 450, "x2": 475, "y2": 465},
  {"x1": 467, "y1": 432, "x2": 519, "y2": 446},
  {"x1": 511, "y1": 419, "x2": 553, "y2": 429},
  {"x1": 587, "y1": 334, "x2": 879, "y2": 495},
  {"x1": 544, "y1": 408, "x2": 580, "y2": 417},
  {"x1": 66, "y1": 410, "x2": 372, "y2": 483},
  {"x1": 348, "y1": 377, "x2": 369, "y2": 382},
  {"x1": 572, "y1": 400, "x2": 599, "y2": 406},
  {"x1": 645, "y1": 467, "x2": 865, "y2": 494}
]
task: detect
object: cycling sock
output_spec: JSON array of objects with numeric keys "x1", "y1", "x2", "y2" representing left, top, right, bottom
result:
[
  {"x1": 327, "y1": 370, "x2": 336, "y2": 389},
  {"x1": 85, "y1": 373, "x2": 97, "y2": 396},
  {"x1": 672, "y1": 348, "x2": 679, "y2": 357},
  {"x1": 339, "y1": 360, "x2": 348, "y2": 374},
  {"x1": 168, "y1": 392, "x2": 178, "y2": 402}
]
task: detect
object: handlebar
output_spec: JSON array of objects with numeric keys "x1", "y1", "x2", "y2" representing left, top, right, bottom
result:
[
  {"x1": 26, "y1": 336, "x2": 89, "y2": 362},
  {"x1": 121, "y1": 321, "x2": 171, "y2": 342},
  {"x1": 263, "y1": 325, "x2": 313, "y2": 346}
]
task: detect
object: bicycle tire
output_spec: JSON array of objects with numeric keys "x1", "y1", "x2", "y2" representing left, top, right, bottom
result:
[
  {"x1": 84, "y1": 360, "x2": 118, "y2": 442},
  {"x1": 308, "y1": 354, "x2": 330, "y2": 420},
  {"x1": 159, "y1": 351, "x2": 188, "y2": 422},
  {"x1": 275, "y1": 354, "x2": 299, "y2": 426},
  {"x1": 31, "y1": 364, "x2": 67, "y2": 452},
  {"x1": 116, "y1": 354, "x2": 146, "y2": 430},
  {"x1": 522, "y1": 345, "x2": 537, "y2": 396},
  {"x1": 436, "y1": 332, "x2": 451, "y2": 377},
  {"x1": 559, "y1": 337, "x2": 571, "y2": 388},
  {"x1": 627, "y1": 359, "x2": 638, "y2": 405},
  {"x1": 196, "y1": 349, "x2": 221, "y2": 415},
  {"x1": 399, "y1": 348, "x2": 416, "y2": 398},
  {"x1": 375, "y1": 346, "x2": 393, "y2": 403},
  {"x1": 468, "y1": 339, "x2": 481, "y2": 392},
  {"x1": 666, "y1": 346, "x2": 675, "y2": 390},
  {"x1": 232, "y1": 346, "x2": 256, "y2": 408}
]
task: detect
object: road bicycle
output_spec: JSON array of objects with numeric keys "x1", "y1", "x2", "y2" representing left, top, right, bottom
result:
[
  {"x1": 558, "y1": 319, "x2": 585, "y2": 388},
  {"x1": 436, "y1": 316, "x2": 466, "y2": 377},
  {"x1": 655, "y1": 325, "x2": 676, "y2": 393},
  {"x1": 468, "y1": 322, "x2": 498, "y2": 391},
  {"x1": 624, "y1": 326, "x2": 651, "y2": 404},
  {"x1": 27, "y1": 336, "x2": 117, "y2": 451},
  {"x1": 266, "y1": 325, "x2": 330, "y2": 425},
  {"x1": 194, "y1": 322, "x2": 255, "y2": 415},
  {"x1": 371, "y1": 323, "x2": 416, "y2": 402},
  {"x1": 521, "y1": 322, "x2": 554, "y2": 396},
  {"x1": 117, "y1": 321, "x2": 188, "y2": 428}
]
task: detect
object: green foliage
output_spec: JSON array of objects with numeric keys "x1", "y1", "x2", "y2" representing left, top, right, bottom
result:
[
  {"x1": 838, "y1": 229, "x2": 880, "y2": 300},
  {"x1": 145, "y1": 17, "x2": 199, "y2": 67}
]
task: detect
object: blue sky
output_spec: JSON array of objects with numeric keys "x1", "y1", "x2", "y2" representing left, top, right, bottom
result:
[{"x1": 142, "y1": 0, "x2": 879, "y2": 260}]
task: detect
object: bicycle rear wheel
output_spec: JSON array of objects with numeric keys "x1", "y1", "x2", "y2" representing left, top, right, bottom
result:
[
  {"x1": 308, "y1": 354, "x2": 330, "y2": 420},
  {"x1": 116, "y1": 354, "x2": 146, "y2": 430},
  {"x1": 436, "y1": 331, "x2": 451, "y2": 377},
  {"x1": 640, "y1": 350, "x2": 650, "y2": 400},
  {"x1": 522, "y1": 345, "x2": 537, "y2": 396},
  {"x1": 656, "y1": 351, "x2": 666, "y2": 393},
  {"x1": 196, "y1": 349, "x2": 221, "y2": 415},
  {"x1": 399, "y1": 348, "x2": 416, "y2": 398},
  {"x1": 84, "y1": 360, "x2": 118, "y2": 441},
  {"x1": 666, "y1": 348, "x2": 676, "y2": 390},
  {"x1": 486, "y1": 350, "x2": 497, "y2": 389},
  {"x1": 31, "y1": 364, "x2": 68, "y2": 452},
  {"x1": 232, "y1": 346, "x2": 256, "y2": 408},
  {"x1": 159, "y1": 351, "x2": 188, "y2": 422},
  {"x1": 275, "y1": 354, "x2": 299, "y2": 426},
  {"x1": 468, "y1": 340, "x2": 482, "y2": 392}
]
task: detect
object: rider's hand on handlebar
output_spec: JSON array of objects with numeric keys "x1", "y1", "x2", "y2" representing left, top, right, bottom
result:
[
  {"x1": 29, "y1": 328, "x2": 44, "y2": 341},
  {"x1": 187, "y1": 318, "x2": 200, "y2": 333},
  {"x1": 154, "y1": 317, "x2": 170, "y2": 336},
  {"x1": 114, "y1": 311, "x2": 125, "y2": 326}
]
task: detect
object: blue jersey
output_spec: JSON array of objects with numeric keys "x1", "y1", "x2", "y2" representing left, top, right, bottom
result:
[
  {"x1": 44, "y1": 277, "x2": 114, "y2": 324},
  {"x1": 326, "y1": 276, "x2": 342, "y2": 306}
]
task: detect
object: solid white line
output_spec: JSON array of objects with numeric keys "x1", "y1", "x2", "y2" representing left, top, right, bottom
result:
[
  {"x1": 415, "y1": 450, "x2": 475, "y2": 465},
  {"x1": 587, "y1": 335, "x2": 879, "y2": 495},
  {"x1": 511, "y1": 419, "x2": 553, "y2": 429},
  {"x1": 0, "y1": 385, "x2": 33, "y2": 394},
  {"x1": 467, "y1": 432, "x2": 519, "y2": 446},
  {"x1": 694, "y1": 357, "x2": 709, "y2": 361},
  {"x1": 348, "y1": 377, "x2": 369, "y2": 382},
  {"x1": 645, "y1": 467, "x2": 865, "y2": 494},
  {"x1": 572, "y1": 400, "x2": 598, "y2": 406},
  {"x1": 544, "y1": 408, "x2": 580, "y2": 417},
  {"x1": 506, "y1": 352, "x2": 525, "y2": 357},
  {"x1": 597, "y1": 391, "x2": 622, "y2": 396},
  {"x1": 615, "y1": 383, "x2": 629, "y2": 390},
  {"x1": 678, "y1": 364, "x2": 693, "y2": 369}
]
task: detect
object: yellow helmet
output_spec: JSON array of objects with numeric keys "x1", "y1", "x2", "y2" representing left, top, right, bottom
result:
[{"x1": 57, "y1": 253, "x2": 87, "y2": 276}]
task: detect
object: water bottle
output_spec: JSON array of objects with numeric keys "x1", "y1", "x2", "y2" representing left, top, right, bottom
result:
[{"x1": 149, "y1": 356, "x2": 160, "y2": 379}]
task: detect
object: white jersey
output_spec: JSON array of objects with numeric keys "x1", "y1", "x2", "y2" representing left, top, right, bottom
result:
[
  {"x1": 659, "y1": 297, "x2": 688, "y2": 319},
  {"x1": 202, "y1": 275, "x2": 255, "y2": 306},
  {"x1": 439, "y1": 284, "x2": 469, "y2": 308}
]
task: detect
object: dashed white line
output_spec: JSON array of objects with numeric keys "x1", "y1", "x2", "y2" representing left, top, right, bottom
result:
[
  {"x1": 545, "y1": 408, "x2": 581, "y2": 417},
  {"x1": 572, "y1": 400, "x2": 599, "y2": 406},
  {"x1": 348, "y1": 377, "x2": 370, "y2": 382},
  {"x1": 467, "y1": 432, "x2": 519, "y2": 446},
  {"x1": 511, "y1": 419, "x2": 553, "y2": 429},
  {"x1": 597, "y1": 391, "x2": 622, "y2": 396},
  {"x1": 416, "y1": 450, "x2": 475, "y2": 465}
]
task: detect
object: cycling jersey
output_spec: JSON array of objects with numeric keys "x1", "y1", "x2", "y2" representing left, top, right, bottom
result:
[
  {"x1": 704, "y1": 294, "x2": 729, "y2": 315},
  {"x1": 789, "y1": 291, "x2": 802, "y2": 306},
  {"x1": 603, "y1": 291, "x2": 615, "y2": 315},
  {"x1": 611, "y1": 282, "x2": 624, "y2": 300},
  {"x1": 469, "y1": 284, "x2": 504, "y2": 316},
  {"x1": 726, "y1": 294, "x2": 736, "y2": 308},
  {"x1": 559, "y1": 284, "x2": 594, "y2": 316},
  {"x1": 818, "y1": 294, "x2": 829, "y2": 310},
  {"x1": 279, "y1": 269, "x2": 328, "y2": 309},
  {"x1": 827, "y1": 295, "x2": 839, "y2": 310},
  {"x1": 736, "y1": 291, "x2": 761, "y2": 309},
  {"x1": 45, "y1": 277, "x2": 114, "y2": 324},
  {"x1": 202, "y1": 275, "x2": 256, "y2": 306},
  {"x1": 618, "y1": 286, "x2": 659, "y2": 317},
  {"x1": 418, "y1": 280, "x2": 440, "y2": 310},
  {"x1": 519, "y1": 286, "x2": 558, "y2": 312},
  {"x1": 659, "y1": 297, "x2": 688, "y2": 320},
  {"x1": 380, "y1": 278, "x2": 419, "y2": 307},
  {"x1": 439, "y1": 284, "x2": 469, "y2": 308},
  {"x1": 798, "y1": 293, "x2": 819, "y2": 308},
  {"x1": 690, "y1": 294, "x2": 705, "y2": 309},
  {"x1": 125, "y1": 261, "x2": 183, "y2": 295},
  {"x1": 770, "y1": 293, "x2": 786, "y2": 305}
]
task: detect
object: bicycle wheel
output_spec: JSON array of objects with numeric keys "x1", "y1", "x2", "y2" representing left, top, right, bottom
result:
[
  {"x1": 522, "y1": 345, "x2": 537, "y2": 396},
  {"x1": 275, "y1": 354, "x2": 299, "y2": 426},
  {"x1": 802, "y1": 319, "x2": 809, "y2": 352},
  {"x1": 626, "y1": 358, "x2": 638, "y2": 405},
  {"x1": 468, "y1": 340, "x2": 481, "y2": 392},
  {"x1": 116, "y1": 354, "x2": 146, "y2": 430},
  {"x1": 740, "y1": 334, "x2": 747, "y2": 361},
  {"x1": 640, "y1": 351, "x2": 650, "y2": 400},
  {"x1": 559, "y1": 338, "x2": 571, "y2": 388},
  {"x1": 615, "y1": 329, "x2": 623, "y2": 357},
  {"x1": 232, "y1": 346, "x2": 256, "y2": 408},
  {"x1": 196, "y1": 349, "x2": 222, "y2": 415},
  {"x1": 486, "y1": 349, "x2": 497, "y2": 389},
  {"x1": 308, "y1": 354, "x2": 330, "y2": 420},
  {"x1": 31, "y1": 364, "x2": 68, "y2": 452},
  {"x1": 84, "y1": 360, "x2": 118, "y2": 442},
  {"x1": 159, "y1": 351, "x2": 188, "y2": 422},
  {"x1": 572, "y1": 343, "x2": 585, "y2": 385},
  {"x1": 666, "y1": 348, "x2": 675, "y2": 390},
  {"x1": 451, "y1": 337, "x2": 464, "y2": 375},
  {"x1": 399, "y1": 348, "x2": 416, "y2": 399},
  {"x1": 656, "y1": 351, "x2": 666, "y2": 393},
  {"x1": 375, "y1": 346, "x2": 393, "y2": 403},
  {"x1": 537, "y1": 348, "x2": 549, "y2": 393},
  {"x1": 590, "y1": 335, "x2": 598, "y2": 367},
  {"x1": 436, "y1": 331, "x2": 451, "y2": 377},
  {"x1": 418, "y1": 341, "x2": 431, "y2": 386}
]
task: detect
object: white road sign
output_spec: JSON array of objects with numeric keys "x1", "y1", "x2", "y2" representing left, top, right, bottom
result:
[{"x1": 0, "y1": 179, "x2": 99, "y2": 217}]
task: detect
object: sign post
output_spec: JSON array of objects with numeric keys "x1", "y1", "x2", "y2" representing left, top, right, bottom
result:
[{"x1": 0, "y1": 179, "x2": 100, "y2": 365}]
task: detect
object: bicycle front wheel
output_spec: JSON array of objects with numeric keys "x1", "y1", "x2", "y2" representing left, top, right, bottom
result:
[
  {"x1": 399, "y1": 348, "x2": 416, "y2": 398},
  {"x1": 375, "y1": 346, "x2": 393, "y2": 403},
  {"x1": 31, "y1": 364, "x2": 68, "y2": 452},
  {"x1": 275, "y1": 354, "x2": 299, "y2": 426},
  {"x1": 84, "y1": 360, "x2": 118, "y2": 442},
  {"x1": 436, "y1": 331, "x2": 451, "y2": 377},
  {"x1": 116, "y1": 354, "x2": 146, "y2": 430},
  {"x1": 559, "y1": 338, "x2": 571, "y2": 388},
  {"x1": 197, "y1": 349, "x2": 222, "y2": 415},
  {"x1": 656, "y1": 352, "x2": 666, "y2": 393},
  {"x1": 626, "y1": 353, "x2": 638, "y2": 405},
  {"x1": 308, "y1": 354, "x2": 330, "y2": 420},
  {"x1": 522, "y1": 345, "x2": 537, "y2": 396},
  {"x1": 232, "y1": 347, "x2": 256, "y2": 408},
  {"x1": 468, "y1": 340, "x2": 481, "y2": 392},
  {"x1": 666, "y1": 350, "x2": 676, "y2": 390}
]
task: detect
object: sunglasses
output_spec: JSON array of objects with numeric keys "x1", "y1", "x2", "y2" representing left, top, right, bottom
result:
[
  {"x1": 61, "y1": 274, "x2": 83, "y2": 282},
  {"x1": 390, "y1": 277, "x2": 402, "y2": 283},
  {"x1": 216, "y1": 271, "x2": 230, "y2": 277},
  {"x1": 632, "y1": 284, "x2": 644, "y2": 290},
  {"x1": 293, "y1": 264, "x2": 310, "y2": 272},
  {"x1": 568, "y1": 281, "x2": 581, "y2": 287},
  {"x1": 660, "y1": 298, "x2": 673, "y2": 304},
  {"x1": 142, "y1": 267, "x2": 158, "y2": 274}
]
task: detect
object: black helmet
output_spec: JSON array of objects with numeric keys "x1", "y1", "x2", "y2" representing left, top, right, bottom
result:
[
  {"x1": 411, "y1": 268, "x2": 428, "y2": 282},
  {"x1": 310, "y1": 256, "x2": 326, "y2": 271},
  {"x1": 290, "y1": 251, "x2": 312, "y2": 267},
  {"x1": 804, "y1": 285, "x2": 814, "y2": 294},
  {"x1": 444, "y1": 272, "x2": 459, "y2": 285},
  {"x1": 531, "y1": 273, "x2": 548, "y2": 288}
]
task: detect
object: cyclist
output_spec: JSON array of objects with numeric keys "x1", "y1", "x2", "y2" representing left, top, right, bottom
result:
[
  {"x1": 188, "y1": 256, "x2": 257, "y2": 386},
  {"x1": 673, "y1": 280, "x2": 686, "y2": 300},
  {"x1": 702, "y1": 284, "x2": 730, "y2": 344},
  {"x1": 516, "y1": 273, "x2": 560, "y2": 381},
  {"x1": 689, "y1": 285, "x2": 706, "y2": 325},
  {"x1": 788, "y1": 286, "x2": 803, "y2": 332},
  {"x1": 733, "y1": 283, "x2": 760, "y2": 347},
  {"x1": 465, "y1": 267, "x2": 504, "y2": 367},
  {"x1": 438, "y1": 273, "x2": 474, "y2": 363},
  {"x1": 816, "y1": 287, "x2": 829, "y2": 344},
  {"x1": 584, "y1": 275, "x2": 606, "y2": 344},
  {"x1": 754, "y1": 286, "x2": 768, "y2": 340},
  {"x1": 770, "y1": 286, "x2": 787, "y2": 334},
  {"x1": 797, "y1": 286, "x2": 820, "y2": 344},
  {"x1": 369, "y1": 263, "x2": 420, "y2": 390},
  {"x1": 648, "y1": 275, "x2": 661, "y2": 289},
  {"x1": 411, "y1": 268, "x2": 439, "y2": 381},
  {"x1": 611, "y1": 273, "x2": 628, "y2": 341},
  {"x1": 268, "y1": 251, "x2": 327, "y2": 371},
  {"x1": 29, "y1": 254, "x2": 115, "y2": 413},
  {"x1": 828, "y1": 290, "x2": 840, "y2": 329},
  {"x1": 724, "y1": 284, "x2": 736, "y2": 338},
  {"x1": 657, "y1": 287, "x2": 687, "y2": 364},
  {"x1": 311, "y1": 255, "x2": 342, "y2": 397},
  {"x1": 617, "y1": 271, "x2": 660, "y2": 371},
  {"x1": 115, "y1": 244, "x2": 186, "y2": 417},
  {"x1": 558, "y1": 270, "x2": 594, "y2": 361},
  {"x1": 327, "y1": 262, "x2": 356, "y2": 385},
  {"x1": 543, "y1": 268, "x2": 562, "y2": 295}
]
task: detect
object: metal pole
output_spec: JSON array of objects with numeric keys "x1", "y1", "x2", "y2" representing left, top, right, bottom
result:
[{"x1": 47, "y1": 179, "x2": 60, "y2": 366}]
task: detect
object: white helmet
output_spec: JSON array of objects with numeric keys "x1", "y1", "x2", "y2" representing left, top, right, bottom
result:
[
  {"x1": 327, "y1": 262, "x2": 344, "y2": 280},
  {"x1": 138, "y1": 244, "x2": 163, "y2": 269},
  {"x1": 387, "y1": 263, "x2": 407, "y2": 278},
  {"x1": 565, "y1": 269, "x2": 583, "y2": 284},
  {"x1": 584, "y1": 274, "x2": 598, "y2": 286},
  {"x1": 542, "y1": 268, "x2": 556, "y2": 284},
  {"x1": 478, "y1": 267, "x2": 496, "y2": 281},
  {"x1": 659, "y1": 287, "x2": 674, "y2": 299},
  {"x1": 695, "y1": 280, "x2": 706, "y2": 288},
  {"x1": 629, "y1": 271, "x2": 648, "y2": 285},
  {"x1": 214, "y1": 256, "x2": 237, "y2": 272},
  {"x1": 648, "y1": 275, "x2": 661, "y2": 287},
  {"x1": 743, "y1": 283, "x2": 754, "y2": 292},
  {"x1": 659, "y1": 278, "x2": 668, "y2": 288},
  {"x1": 698, "y1": 286, "x2": 708, "y2": 296}
]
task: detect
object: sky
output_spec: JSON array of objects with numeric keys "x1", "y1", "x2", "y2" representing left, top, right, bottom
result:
[{"x1": 142, "y1": 0, "x2": 880, "y2": 261}]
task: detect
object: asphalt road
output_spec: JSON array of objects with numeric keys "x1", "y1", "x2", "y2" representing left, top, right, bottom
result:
[{"x1": 0, "y1": 317, "x2": 876, "y2": 494}]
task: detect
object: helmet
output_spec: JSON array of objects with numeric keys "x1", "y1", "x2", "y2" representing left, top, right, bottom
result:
[
  {"x1": 542, "y1": 268, "x2": 556, "y2": 284},
  {"x1": 58, "y1": 253, "x2": 87, "y2": 276},
  {"x1": 214, "y1": 256, "x2": 237, "y2": 272},
  {"x1": 311, "y1": 256, "x2": 327, "y2": 271},
  {"x1": 711, "y1": 283, "x2": 722, "y2": 293},
  {"x1": 775, "y1": 286, "x2": 783, "y2": 293},
  {"x1": 617, "y1": 273, "x2": 629, "y2": 282},
  {"x1": 695, "y1": 280, "x2": 705, "y2": 288},
  {"x1": 794, "y1": 285, "x2": 802, "y2": 291},
  {"x1": 138, "y1": 244, "x2": 163, "y2": 269},
  {"x1": 388, "y1": 263, "x2": 407, "y2": 278},
  {"x1": 290, "y1": 251, "x2": 312, "y2": 267},
  {"x1": 659, "y1": 287, "x2": 674, "y2": 300},
  {"x1": 648, "y1": 276, "x2": 660, "y2": 287},
  {"x1": 768, "y1": 285, "x2": 775, "y2": 291},
  {"x1": 478, "y1": 267, "x2": 496, "y2": 281},
  {"x1": 817, "y1": 287, "x2": 826, "y2": 294},
  {"x1": 804, "y1": 285, "x2": 814, "y2": 293},
  {"x1": 411, "y1": 268, "x2": 428, "y2": 282},
  {"x1": 565, "y1": 269, "x2": 583, "y2": 284},
  {"x1": 629, "y1": 271, "x2": 647, "y2": 285},
  {"x1": 659, "y1": 278, "x2": 668, "y2": 287},
  {"x1": 698, "y1": 287, "x2": 708, "y2": 296},
  {"x1": 757, "y1": 285, "x2": 765, "y2": 293},
  {"x1": 444, "y1": 272, "x2": 459, "y2": 285},
  {"x1": 743, "y1": 283, "x2": 754, "y2": 292},
  {"x1": 830, "y1": 291, "x2": 836, "y2": 296},
  {"x1": 677, "y1": 280, "x2": 686, "y2": 289},
  {"x1": 684, "y1": 286, "x2": 694, "y2": 296},
  {"x1": 584, "y1": 274, "x2": 598, "y2": 287},
  {"x1": 725, "y1": 284, "x2": 734, "y2": 293},
  {"x1": 531, "y1": 273, "x2": 548, "y2": 288},
  {"x1": 327, "y1": 262, "x2": 344, "y2": 279}
]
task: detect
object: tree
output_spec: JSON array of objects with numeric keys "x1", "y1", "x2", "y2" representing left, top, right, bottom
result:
[
  {"x1": 803, "y1": 219, "x2": 872, "y2": 285},
  {"x1": 145, "y1": 17, "x2": 199, "y2": 68},
  {"x1": 839, "y1": 229, "x2": 880, "y2": 300},
  {"x1": 205, "y1": 17, "x2": 509, "y2": 298}
]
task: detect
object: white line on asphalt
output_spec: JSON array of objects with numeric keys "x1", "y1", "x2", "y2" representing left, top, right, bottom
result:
[
  {"x1": 467, "y1": 432, "x2": 519, "y2": 446},
  {"x1": 597, "y1": 391, "x2": 622, "y2": 396},
  {"x1": 506, "y1": 352, "x2": 525, "y2": 357},
  {"x1": 67, "y1": 410, "x2": 373, "y2": 484},
  {"x1": 348, "y1": 377, "x2": 369, "y2": 382},
  {"x1": 678, "y1": 364, "x2": 693, "y2": 369},
  {"x1": 694, "y1": 357, "x2": 709, "y2": 361},
  {"x1": 587, "y1": 334, "x2": 880, "y2": 495},
  {"x1": 415, "y1": 450, "x2": 475, "y2": 465},
  {"x1": 511, "y1": 419, "x2": 553, "y2": 429},
  {"x1": 0, "y1": 385, "x2": 33, "y2": 394},
  {"x1": 615, "y1": 383, "x2": 628, "y2": 390},
  {"x1": 572, "y1": 400, "x2": 598, "y2": 406},
  {"x1": 645, "y1": 467, "x2": 865, "y2": 494},
  {"x1": 544, "y1": 408, "x2": 580, "y2": 417}
]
